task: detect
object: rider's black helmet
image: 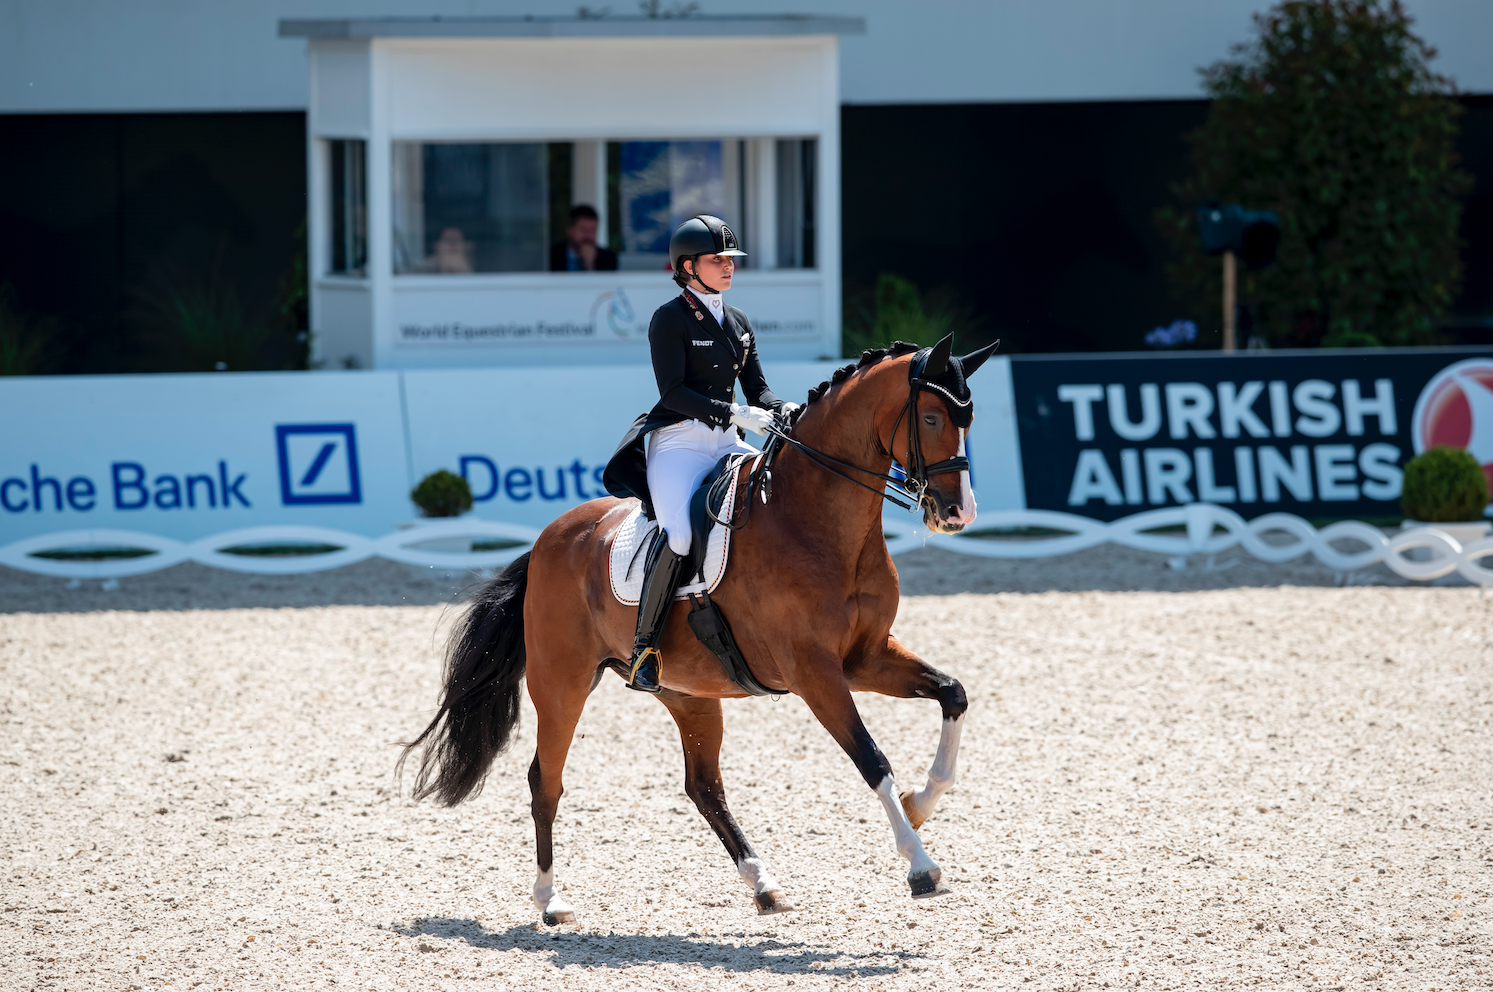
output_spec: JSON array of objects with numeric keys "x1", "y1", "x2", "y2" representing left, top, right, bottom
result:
[{"x1": 670, "y1": 215, "x2": 745, "y2": 292}]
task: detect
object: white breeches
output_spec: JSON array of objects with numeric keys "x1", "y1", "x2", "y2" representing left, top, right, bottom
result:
[{"x1": 647, "y1": 420, "x2": 758, "y2": 555}]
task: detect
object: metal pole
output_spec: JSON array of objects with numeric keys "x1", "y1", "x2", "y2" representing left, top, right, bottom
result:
[{"x1": 1222, "y1": 250, "x2": 1237, "y2": 353}]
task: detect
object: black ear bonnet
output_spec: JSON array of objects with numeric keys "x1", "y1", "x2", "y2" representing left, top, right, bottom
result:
[{"x1": 908, "y1": 335, "x2": 999, "y2": 430}]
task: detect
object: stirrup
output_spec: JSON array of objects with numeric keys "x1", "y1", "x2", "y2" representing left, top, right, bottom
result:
[{"x1": 626, "y1": 647, "x2": 662, "y2": 693}]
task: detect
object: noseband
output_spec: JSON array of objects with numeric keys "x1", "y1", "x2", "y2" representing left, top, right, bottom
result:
[{"x1": 758, "y1": 347, "x2": 970, "y2": 513}]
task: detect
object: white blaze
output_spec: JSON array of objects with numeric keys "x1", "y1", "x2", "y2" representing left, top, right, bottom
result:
[{"x1": 956, "y1": 429, "x2": 977, "y2": 522}]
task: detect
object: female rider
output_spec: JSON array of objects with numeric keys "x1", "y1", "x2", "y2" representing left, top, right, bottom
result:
[{"x1": 601, "y1": 215, "x2": 792, "y2": 693}]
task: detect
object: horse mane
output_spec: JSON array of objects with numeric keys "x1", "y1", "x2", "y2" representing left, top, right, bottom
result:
[{"x1": 800, "y1": 341, "x2": 922, "y2": 411}]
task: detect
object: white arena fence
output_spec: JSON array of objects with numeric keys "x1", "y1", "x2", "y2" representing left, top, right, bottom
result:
[{"x1": 4, "y1": 504, "x2": 1489, "y2": 587}]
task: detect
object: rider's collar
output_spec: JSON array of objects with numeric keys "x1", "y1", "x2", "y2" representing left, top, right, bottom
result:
[
  {"x1": 684, "y1": 288, "x2": 726, "y2": 322},
  {"x1": 909, "y1": 347, "x2": 975, "y2": 428}
]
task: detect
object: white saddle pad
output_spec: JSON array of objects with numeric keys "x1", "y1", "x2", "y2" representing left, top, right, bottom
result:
[{"x1": 608, "y1": 455, "x2": 750, "y2": 606}]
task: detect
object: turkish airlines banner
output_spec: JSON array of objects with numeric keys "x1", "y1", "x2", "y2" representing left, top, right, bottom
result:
[{"x1": 1010, "y1": 348, "x2": 1493, "y2": 522}]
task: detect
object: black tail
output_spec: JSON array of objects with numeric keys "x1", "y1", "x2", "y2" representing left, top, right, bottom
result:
[{"x1": 397, "y1": 552, "x2": 531, "y2": 806}]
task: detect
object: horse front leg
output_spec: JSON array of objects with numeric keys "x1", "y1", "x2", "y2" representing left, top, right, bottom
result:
[
  {"x1": 658, "y1": 692, "x2": 795, "y2": 914},
  {"x1": 797, "y1": 667, "x2": 952, "y2": 900},
  {"x1": 847, "y1": 634, "x2": 968, "y2": 830}
]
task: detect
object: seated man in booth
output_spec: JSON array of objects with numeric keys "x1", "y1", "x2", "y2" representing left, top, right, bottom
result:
[{"x1": 550, "y1": 204, "x2": 618, "y2": 272}]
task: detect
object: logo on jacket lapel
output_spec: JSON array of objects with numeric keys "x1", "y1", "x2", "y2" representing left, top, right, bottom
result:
[
  {"x1": 695, "y1": 311, "x2": 704, "y2": 321},
  {"x1": 691, "y1": 339, "x2": 714, "y2": 346}
]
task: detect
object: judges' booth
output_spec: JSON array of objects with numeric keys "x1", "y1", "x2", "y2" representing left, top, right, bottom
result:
[{"x1": 279, "y1": 15, "x2": 861, "y2": 370}]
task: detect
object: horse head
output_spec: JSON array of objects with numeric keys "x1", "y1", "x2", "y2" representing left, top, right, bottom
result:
[{"x1": 897, "y1": 334, "x2": 999, "y2": 535}]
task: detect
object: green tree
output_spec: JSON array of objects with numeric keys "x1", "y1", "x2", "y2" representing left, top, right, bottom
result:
[{"x1": 1158, "y1": 0, "x2": 1470, "y2": 348}]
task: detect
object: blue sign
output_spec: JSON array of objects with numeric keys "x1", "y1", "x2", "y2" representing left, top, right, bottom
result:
[
  {"x1": 275, "y1": 424, "x2": 362, "y2": 505},
  {"x1": 1009, "y1": 348, "x2": 1493, "y2": 521}
]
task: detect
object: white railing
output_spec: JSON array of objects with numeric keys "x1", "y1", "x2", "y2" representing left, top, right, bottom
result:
[
  {"x1": 2, "y1": 505, "x2": 1489, "y2": 586},
  {"x1": 887, "y1": 504, "x2": 1493, "y2": 586}
]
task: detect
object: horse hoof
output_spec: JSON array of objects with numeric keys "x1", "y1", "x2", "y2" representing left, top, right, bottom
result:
[
  {"x1": 908, "y1": 868, "x2": 952, "y2": 900},
  {"x1": 899, "y1": 790, "x2": 928, "y2": 831},
  {"x1": 542, "y1": 908, "x2": 576, "y2": 926},
  {"x1": 754, "y1": 889, "x2": 796, "y2": 915}
]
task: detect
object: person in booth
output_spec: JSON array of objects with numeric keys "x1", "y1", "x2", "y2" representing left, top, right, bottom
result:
[
  {"x1": 601, "y1": 215, "x2": 794, "y2": 693},
  {"x1": 549, "y1": 204, "x2": 618, "y2": 272}
]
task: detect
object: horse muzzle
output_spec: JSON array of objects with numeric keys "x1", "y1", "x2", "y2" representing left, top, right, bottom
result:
[{"x1": 921, "y1": 491, "x2": 975, "y2": 535}]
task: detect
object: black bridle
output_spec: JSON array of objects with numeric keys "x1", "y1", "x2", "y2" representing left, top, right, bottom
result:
[{"x1": 710, "y1": 347, "x2": 971, "y2": 527}]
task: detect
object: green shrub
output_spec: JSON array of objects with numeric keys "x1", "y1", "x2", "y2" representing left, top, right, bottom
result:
[
  {"x1": 843, "y1": 273, "x2": 982, "y2": 356},
  {"x1": 1157, "y1": 0, "x2": 1469, "y2": 348},
  {"x1": 411, "y1": 470, "x2": 473, "y2": 518},
  {"x1": 1400, "y1": 447, "x2": 1489, "y2": 522}
]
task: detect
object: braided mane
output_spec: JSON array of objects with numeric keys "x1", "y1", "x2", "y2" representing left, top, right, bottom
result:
[{"x1": 799, "y1": 341, "x2": 922, "y2": 411}]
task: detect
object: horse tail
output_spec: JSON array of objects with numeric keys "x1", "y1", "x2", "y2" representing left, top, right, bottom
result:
[{"x1": 397, "y1": 551, "x2": 531, "y2": 807}]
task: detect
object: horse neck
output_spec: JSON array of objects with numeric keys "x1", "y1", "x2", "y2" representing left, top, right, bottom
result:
[{"x1": 770, "y1": 364, "x2": 906, "y2": 553}]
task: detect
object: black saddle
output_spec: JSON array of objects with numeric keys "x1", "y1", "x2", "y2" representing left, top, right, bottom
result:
[{"x1": 682, "y1": 453, "x2": 741, "y2": 583}]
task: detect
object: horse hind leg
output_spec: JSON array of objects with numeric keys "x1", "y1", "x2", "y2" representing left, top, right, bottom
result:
[
  {"x1": 659, "y1": 693, "x2": 796, "y2": 915},
  {"x1": 526, "y1": 654, "x2": 597, "y2": 925},
  {"x1": 528, "y1": 754, "x2": 575, "y2": 925}
]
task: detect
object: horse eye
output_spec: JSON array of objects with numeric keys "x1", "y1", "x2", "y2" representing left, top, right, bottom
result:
[{"x1": 923, "y1": 415, "x2": 937, "y2": 426}]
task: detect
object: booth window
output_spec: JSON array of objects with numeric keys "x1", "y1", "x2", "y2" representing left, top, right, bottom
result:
[
  {"x1": 393, "y1": 142, "x2": 549, "y2": 274},
  {"x1": 389, "y1": 138, "x2": 808, "y2": 274},
  {"x1": 610, "y1": 140, "x2": 743, "y2": 270},
  {"x1": 776, "y1": 139, "x2": 816, "y2": 269},
  {"x1": 328, "y1": 139, "x2": 367, "y2": 276}
]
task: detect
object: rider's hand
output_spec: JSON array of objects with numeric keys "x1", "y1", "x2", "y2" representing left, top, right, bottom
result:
[
  {"x1": 730, "y1": 404, "x2": 774, "y2": 435},
  {"x1": 778, "y1": 401, "x2": 800, "y2": 420}
]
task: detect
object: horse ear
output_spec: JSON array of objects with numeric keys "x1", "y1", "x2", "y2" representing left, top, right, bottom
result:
[
  {"x1": 923, "y1": 333, "x2": 954, "y2": 378},
  {"x1": 959, "y1": 339, "x2": 1000, "y2": 378}
]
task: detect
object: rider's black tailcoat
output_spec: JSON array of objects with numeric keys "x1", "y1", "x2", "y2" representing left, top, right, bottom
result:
[{"x1": 603, "y1": 291, "x2": 784, "y2": 509}]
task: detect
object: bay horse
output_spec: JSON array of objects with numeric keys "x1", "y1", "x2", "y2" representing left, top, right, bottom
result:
[{"x1": 399, "y1": 333, "x2": 996, "y2": 923}]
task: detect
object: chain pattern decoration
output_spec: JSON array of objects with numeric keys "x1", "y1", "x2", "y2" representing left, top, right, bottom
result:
[
  {"x1": 0, "y1": 520, "x2": 540, "y2": 579},
  {"x1": 1, "y1": 505, "x2": 1489, "y2": 585},
  {"x1": 882, "y1": 503, "x2": 1493, "y2": 586}
]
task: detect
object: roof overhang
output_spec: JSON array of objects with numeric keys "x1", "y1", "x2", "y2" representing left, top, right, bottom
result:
[{"x1": 279, "y1": 15, "x2": 865, "y2": 40}]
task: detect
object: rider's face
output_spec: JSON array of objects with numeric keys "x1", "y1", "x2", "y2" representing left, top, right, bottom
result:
[{"x1": 688, "y1": 253, "x2": 736, "y2": 291}]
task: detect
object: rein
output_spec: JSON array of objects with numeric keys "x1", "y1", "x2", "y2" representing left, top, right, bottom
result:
[{"x1": 710, "y1": 347, "x2": 971, "y2": 526}]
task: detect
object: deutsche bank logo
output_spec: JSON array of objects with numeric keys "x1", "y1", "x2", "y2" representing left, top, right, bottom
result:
[{"x1": 275, "y1": 424, "x2": 362, "y2": 505}]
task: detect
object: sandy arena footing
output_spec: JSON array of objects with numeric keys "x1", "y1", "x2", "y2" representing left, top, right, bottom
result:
[{"x1": 1, "y1": 545, "x2": 1489, "y2": 990}]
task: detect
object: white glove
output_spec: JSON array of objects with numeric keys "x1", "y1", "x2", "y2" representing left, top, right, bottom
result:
[
  {"x1": 778, "y1": 401, "x2": 800, "y2": 419},
  {"x1": 729, "y1": 403, "x2": 774, "y2": 435}
]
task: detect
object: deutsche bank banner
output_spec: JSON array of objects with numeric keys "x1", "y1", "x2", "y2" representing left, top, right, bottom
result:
[
  {"x1": 1010, "y1": 348, "x2": 1493, "y2": 522},
  {"x1": 0, "y1": 373, "x2": 412, "y2": 541}
]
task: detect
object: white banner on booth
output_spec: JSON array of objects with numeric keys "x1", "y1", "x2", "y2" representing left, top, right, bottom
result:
[{"x1": 386, "y1": 272, "x2": 828, "y2": 367}]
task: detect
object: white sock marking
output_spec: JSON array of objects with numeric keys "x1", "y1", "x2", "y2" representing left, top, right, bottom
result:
[
  {"x1": 736, "y1": 856, "x2": 782, "y2": 896},
  {"x1": 532, "y1": 867, "x2": 574, "y2": 918},
  {"x1": 874, "y1": 774, "x2": 938, "y2": 876},
  {"x1": 907, "y1": 714, "x2": 964, "y2": 822}
]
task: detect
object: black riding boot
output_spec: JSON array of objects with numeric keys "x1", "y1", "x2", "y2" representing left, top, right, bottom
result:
[{"x1": 626, "y1": 530, "x2": 687, "y2": 693}]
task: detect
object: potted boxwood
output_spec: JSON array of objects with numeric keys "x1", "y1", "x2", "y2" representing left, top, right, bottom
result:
[
  {"x1": 406, "y1": 469, "x2": 476, "y2": 554},
  {"x1": 1399, "y1": 447, "x2": 1491, "y2": 553},
  {"x1": 411, "y1": 469, "x2": 474, "y2": 518}
]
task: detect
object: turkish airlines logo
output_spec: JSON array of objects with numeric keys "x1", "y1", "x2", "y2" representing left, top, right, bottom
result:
[{"x1": 1411, "y1": 358, "x2": 1493, "y2": 494}]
